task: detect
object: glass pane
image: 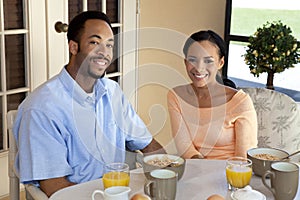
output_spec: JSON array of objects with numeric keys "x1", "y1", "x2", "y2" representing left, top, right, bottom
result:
[
  {"x1": 227, "y1": 41, "x2": 300, "y2": 100},
  {"x1": 231, "y1": 0, "x2": 300, "y2": 40},
  {"x1": 108, "y1": 76, "x2": 119, "y2": 82},
  {"x1": 69, "y1": 0, "x2": 119, "y2": 22},
  {"x1": 0, "y1": 97, "x2": 3, "y2": 150},
  {"x1": 3, "y1": 0, "x2": 24, "y2": 29},
  {"x1": 107, "y1": 60, "x2": 118, "y2": 73},
  {"x1": 228, "y1": 41, "x2": 267, "y2": 85},
  {"x1": 69, "y1": 0, "x2": 83, "y2": 22},
  {"x1": 0, "y1": 39, "x2": 2, "y2": 90},
  {"x1": 88, "y1": 0, "x2": 102, "y2": 11},
  {"x1": 5, "y1": 34, "x2": 26, "y2": 90},
  {"x1": 106, "y1": 0, "x2": 118, "y2": 23},
  {"x1": 106, "y1": 27, "x2": 119, "y2": 73},
  {"x1": 7, "y1": 93, "x2": 26, "y2": 111}
]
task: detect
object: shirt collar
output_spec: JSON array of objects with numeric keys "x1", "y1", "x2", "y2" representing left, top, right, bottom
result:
[{"x1": 58, "y1": 67, "x2": 107, "y2": 105}]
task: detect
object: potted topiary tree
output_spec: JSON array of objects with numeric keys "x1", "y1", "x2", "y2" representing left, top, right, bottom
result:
[{"x1": 244, "y1": 21, "x2": 300, "y2": 90}]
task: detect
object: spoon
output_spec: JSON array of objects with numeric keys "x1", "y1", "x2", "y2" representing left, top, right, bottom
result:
[
  {"x1": 280, "y1": 150, "x2": 300, "y2": 160},
  {"x1": 165, "y1": 161, "x2": 180, "y2": 167}
]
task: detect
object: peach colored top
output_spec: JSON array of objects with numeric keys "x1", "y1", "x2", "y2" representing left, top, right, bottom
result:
[{"x1": 167, "y1": 85, "x2": 257, "y2": 159}]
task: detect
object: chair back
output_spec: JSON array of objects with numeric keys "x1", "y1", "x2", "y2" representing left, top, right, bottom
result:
[
  {"x1": 7, "y1": 110, "x2": 19, "y2": 200},
  {"x1": 240, "y1": 88, "x2": 300, "y2": 154},
  {"x1": 7, "y1": 110, "x2": 49, "y2": 200}
]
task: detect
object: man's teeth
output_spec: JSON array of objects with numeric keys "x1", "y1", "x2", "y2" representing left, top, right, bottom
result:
[
  {"x1": 97, "y1": 61, "x2": 106, "y2": 65},
  {"x1": 94, "y1": 59, "x2": 106, "y2": 65}
]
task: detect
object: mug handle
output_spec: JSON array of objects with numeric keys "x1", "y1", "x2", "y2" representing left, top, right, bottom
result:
[
  {"x1": 262, "y1": 170, "x2": 276, "y2": 197},
  {"x1": 92, "y1": 190, "x2": 105, "y2": 200},
  {"x1": 144, "y1": 180, "x2": 155, "y2": 198}
]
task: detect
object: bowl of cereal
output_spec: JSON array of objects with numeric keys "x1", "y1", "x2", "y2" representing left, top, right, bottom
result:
[
  {"x1": 141, "y1": 154, "x2": 186, "y2": 180},
  {"x1": 247, "y1": 147, "x2": 289, "y2": 176}
]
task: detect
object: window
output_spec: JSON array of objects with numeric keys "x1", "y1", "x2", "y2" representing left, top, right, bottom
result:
[
  {"x1": 0, "y1": 0, "x2": 30, "y2": 151},
  {"x1": 224, "y1": 0, "x2": 300, "y2": 101}
]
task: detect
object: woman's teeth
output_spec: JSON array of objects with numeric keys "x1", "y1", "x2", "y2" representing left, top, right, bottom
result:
[{"x1": 195, "y1": 74, "x2": 207, "y2": 78}]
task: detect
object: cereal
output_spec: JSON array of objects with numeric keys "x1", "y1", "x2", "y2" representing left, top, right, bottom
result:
[
  {"x1": 146, "y1": 156, "x2": 175, "y2": 167},
  {"x1": 253, "y1": 153, "x2": 280, "y2": 161}
]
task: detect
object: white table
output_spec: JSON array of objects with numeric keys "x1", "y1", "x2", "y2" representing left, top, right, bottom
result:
[{"x1": 49, "y1": 159, "x2": 300, "y2": 200}]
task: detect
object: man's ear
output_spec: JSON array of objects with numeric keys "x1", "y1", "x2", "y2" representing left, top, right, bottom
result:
[{"x1": 69, "y1": 40, "x2": 78, "y2": 55}]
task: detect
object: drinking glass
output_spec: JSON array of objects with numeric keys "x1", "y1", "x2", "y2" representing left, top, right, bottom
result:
[
  {"x1": 226, "y1": 157, "x2": 252, "y2": 191},
  {"x1": 102, "y1": 162, "x2": 130, "y2": 189}
]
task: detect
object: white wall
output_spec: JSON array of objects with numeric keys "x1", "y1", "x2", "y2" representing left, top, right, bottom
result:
[{"x1": 137, "y1": 0, "x2": 226, "y2": 154}]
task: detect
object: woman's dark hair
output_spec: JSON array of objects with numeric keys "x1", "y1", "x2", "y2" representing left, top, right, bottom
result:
[
  {"x1": 67, "y1": 11, "x2": 112, "y2": 43},
  {"x1": 183, "y1": 30, "x2": 226, "y2": 59}
]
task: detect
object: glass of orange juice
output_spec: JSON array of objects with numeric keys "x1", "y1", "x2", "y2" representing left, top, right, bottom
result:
[
  {"x1": 226, "y1": 157, "x2": 252, "y2": 191},
  {"x1": 102, "y1": 163, "x2": 130, "y2": 189}
]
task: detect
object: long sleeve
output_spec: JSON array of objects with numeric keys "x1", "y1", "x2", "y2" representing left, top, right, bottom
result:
[
  {"x1": 167, "y1": 90, "x2": 200, "y2": 158},
  {"x1": 232, "y1": 94, "x2": 258, "y2": 158}
]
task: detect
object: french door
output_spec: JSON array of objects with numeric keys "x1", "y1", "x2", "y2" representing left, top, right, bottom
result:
[
  {"x1": 0, "y1": 0, "x2": 139, "y2": 152},
  {"x1": 0, "y1": 0, "x2": 138, "y2": 196}
]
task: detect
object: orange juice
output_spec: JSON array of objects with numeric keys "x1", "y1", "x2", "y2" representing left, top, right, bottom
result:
[
  {"x1": 102, "y1": 171, "x2": 130, "y2": 189},
  {"x1": 226, "y1": 165, "x2": 252, "y2": 188}
]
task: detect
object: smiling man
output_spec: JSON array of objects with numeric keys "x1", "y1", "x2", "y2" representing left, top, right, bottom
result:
[{"x1": 13, "y1": 11, "x2": 165, "y2": 197}]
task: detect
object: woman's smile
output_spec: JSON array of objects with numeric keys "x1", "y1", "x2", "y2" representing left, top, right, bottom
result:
[{"x1": 193, "y1": 72, "x2": 208, "y2": 79}]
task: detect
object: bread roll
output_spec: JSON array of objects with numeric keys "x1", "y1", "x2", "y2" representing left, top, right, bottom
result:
[
  {"x1": 207, "y1": 194, "x2": 225, "y2": 200},
  {"x1": 130, "y1": 193, "x2": 151, "y2": 200}
]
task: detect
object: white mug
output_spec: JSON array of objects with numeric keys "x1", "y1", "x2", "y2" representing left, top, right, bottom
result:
[{"x1": 92, "y1": 186, "x2": 131, "y2": 200}]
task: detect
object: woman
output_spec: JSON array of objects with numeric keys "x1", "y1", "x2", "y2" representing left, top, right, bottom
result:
[{"x1": 167, "y1": 30, "x2": 257, "y2": 159}]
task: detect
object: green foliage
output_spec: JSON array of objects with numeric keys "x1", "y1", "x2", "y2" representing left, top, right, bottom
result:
[{"x1": 244, "y1": 21, "x2": 300, "y2": 77}]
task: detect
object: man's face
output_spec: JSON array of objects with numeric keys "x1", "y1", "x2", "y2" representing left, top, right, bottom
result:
[{"x1": 74, "y1": 19, "x2": 114, "y2": 79}]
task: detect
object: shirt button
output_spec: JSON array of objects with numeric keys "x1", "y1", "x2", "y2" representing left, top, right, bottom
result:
[{"x1": 86, "y1": 97, "x2": 94, "y2": 103}]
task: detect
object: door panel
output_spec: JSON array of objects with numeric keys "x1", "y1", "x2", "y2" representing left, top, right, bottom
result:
[{"x1": 46, "y1": 0, "x2": 69, "y2": 78}]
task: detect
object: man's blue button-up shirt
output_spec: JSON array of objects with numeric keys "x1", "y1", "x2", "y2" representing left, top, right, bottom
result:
[{"x1": 13, "y1": 68, "x2": 152, "y2": 185}]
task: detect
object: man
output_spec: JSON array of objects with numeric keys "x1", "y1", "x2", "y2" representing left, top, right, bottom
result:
[{"x1": 13, "y1": 11, "x2": 165, "y2": 197}]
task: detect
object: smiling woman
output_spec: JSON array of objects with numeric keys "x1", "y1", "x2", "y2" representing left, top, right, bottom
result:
[{"x1": 167, "y1": 30, "x2": 257, "y2": 160}]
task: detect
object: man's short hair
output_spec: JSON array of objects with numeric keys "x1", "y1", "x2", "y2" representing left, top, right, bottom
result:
[{"x1": 67, "y1": 11, "x2": 112, "y2": 43}]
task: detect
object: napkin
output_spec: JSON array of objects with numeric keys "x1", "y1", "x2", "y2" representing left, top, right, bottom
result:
[{"x1": 231, "y1": 186, "x2": 266, "y2": 200}]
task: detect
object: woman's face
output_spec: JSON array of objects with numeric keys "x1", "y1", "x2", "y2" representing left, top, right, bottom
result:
[{"x1": 185, "y1": 40, "x2": 224, "y2": 88}]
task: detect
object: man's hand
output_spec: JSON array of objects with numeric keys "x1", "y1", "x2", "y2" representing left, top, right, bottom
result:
[
  {"x1": 191, "y1": 153, "x2": 204, "y2": 159},
  {"x1": 39, "y1": 177, "x2": 76, "y2": 197},
  {"x1": 141, "y1": 138, "x2": 166, "y2": 156}
]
